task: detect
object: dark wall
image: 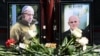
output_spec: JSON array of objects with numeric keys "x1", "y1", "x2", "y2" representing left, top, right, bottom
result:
[
  {"x1": 0, "y1": 1, "x2": 7, "y2": 45},
  {"x1": 0, "y1": 1, "x2": 7, "y2": 26},
  {"x1": 94, "y1": 0, "x2": 100, "y2": 26},
  {"x1": 93, "y1": 0, "x2": 100, "y2": 45},
  {"x1": 0, "y1": 0, "x2": 100, "y2": 45}
]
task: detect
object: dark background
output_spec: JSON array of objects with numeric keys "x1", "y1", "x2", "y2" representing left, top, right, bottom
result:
[{"x1": 0, "y1": 0, "x2": 100, "y2": 45}]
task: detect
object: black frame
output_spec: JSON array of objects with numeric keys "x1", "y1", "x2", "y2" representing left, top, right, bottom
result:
[
  {"x1": 59, "y1": 2, "x2": 93, "y2": 45},
  {"x1": 7, "y1": 2, "x2": 41, "y2": 42}
]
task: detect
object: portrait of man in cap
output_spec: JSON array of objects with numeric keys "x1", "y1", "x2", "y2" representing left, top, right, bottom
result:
[{"x1": 10, "y1": 5, "x2": 39, "y2": 46}]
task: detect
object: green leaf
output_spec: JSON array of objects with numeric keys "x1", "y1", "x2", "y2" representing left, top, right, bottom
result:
[
  {"x1": 47, "y1": 48, "x2": 55, "y2": 55},
  {"x1": 62, "y1": 37, "x2": 68, "y2": 46},
  {"x1": 31, "y1": 37, "x2": 40, "y2": 44},
  {"x1": 68, "y1": 45, "x2": 76, "y2": 54}
]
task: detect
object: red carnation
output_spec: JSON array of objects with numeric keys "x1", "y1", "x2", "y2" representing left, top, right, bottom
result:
[{"x1": 5, "y1": 38, "x2": 16, "y2": 48}]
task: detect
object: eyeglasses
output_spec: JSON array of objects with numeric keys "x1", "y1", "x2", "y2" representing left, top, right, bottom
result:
[{"x1": 69, "y1": 21, "x2": 77, "y2": 23}]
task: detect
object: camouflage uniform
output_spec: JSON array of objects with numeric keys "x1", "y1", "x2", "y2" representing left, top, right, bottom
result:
[{"x1": 10, "y1": 20, "x2": 37, "y2": 44}]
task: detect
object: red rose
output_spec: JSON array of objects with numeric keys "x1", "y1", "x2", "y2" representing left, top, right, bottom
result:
[{"x1": 5, "y1": 38, "x2": 16, "y2": 48}]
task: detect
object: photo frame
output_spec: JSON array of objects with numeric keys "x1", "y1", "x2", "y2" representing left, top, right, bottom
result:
[
  {"x1": 7, "y1": 2, "x2": 41, "y2": 41},
  {"x1": 60, "y1": 3, "x2": 90, "y2": 33},
  {"x1": 60, "y1": 2, "x2": 93, "y2": 45}
]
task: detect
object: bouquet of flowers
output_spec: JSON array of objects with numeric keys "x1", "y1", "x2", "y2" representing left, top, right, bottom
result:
[
  {"x1": 72, "y1": 28, "x2": 89, "y2": 51},
  {"x1": 2, "y1": 28, "x2": 100, "y2": 56},
  {"x1": 57, "y1": 28, "x2": 89, "y2": 55}
]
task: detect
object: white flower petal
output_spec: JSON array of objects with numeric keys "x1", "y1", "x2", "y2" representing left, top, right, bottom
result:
[
  {"x1": 75, "y1": 28, "x2": 82, "y2": 33},
  {"x1": 80, "y1": 37, "x2": 89, "y2": 45},
  {"x1": 72, "y1": 28, "x2": 82, "y2": 38},
  {"x1": 76, "y1": 37, "x2": 89, "y2": 46}
]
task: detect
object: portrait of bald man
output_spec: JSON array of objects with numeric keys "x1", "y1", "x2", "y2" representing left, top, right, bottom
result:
[{"x1": 61, "y1": 15, "x2": 81, "y2": 41}]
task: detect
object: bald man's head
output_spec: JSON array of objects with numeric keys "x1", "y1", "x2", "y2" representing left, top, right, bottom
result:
[{"x1": 68, "y1": 15, "x2": 80, "y2": 30}]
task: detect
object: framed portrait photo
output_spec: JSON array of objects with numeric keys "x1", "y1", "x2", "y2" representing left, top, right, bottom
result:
[
  {"x1": 7, "y1": 2, "x2": 41, "y2": 41},
  {"x1": 60, "y1": 2, "x2": 93, "y2": 45},
  {"x1": 60, "y1": 2, "x2": 90, "y2": 32}
]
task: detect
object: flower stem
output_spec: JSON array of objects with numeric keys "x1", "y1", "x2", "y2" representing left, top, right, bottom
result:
[{"x1": 60, "y1": 37, "x2": 74, "y2": 54}]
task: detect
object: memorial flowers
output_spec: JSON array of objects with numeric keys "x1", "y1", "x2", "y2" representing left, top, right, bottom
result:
[
  {"x1": 72, "y1": 28, "x2": 89, "y2": 51},
  {"x1": 4, "y1": 28, "x2": 100, "y2": 56},
  {"x1": 5, "y1": 38, "x2": 16, "y2": 48}
]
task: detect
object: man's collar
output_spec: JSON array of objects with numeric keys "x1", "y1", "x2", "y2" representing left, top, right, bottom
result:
[{"x1": 18, "y1": 20, "x2": 32, "y2": 26}]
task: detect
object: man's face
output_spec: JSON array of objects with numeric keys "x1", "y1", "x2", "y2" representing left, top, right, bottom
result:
[
  {"x1": 68, "y1": 16, "x2": 80, "y2": 30},
  {"x1": 23, "y1": 12, "x2": 34, "y2": 23}
]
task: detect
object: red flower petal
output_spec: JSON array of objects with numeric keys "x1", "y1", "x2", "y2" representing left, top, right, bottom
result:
[{"x1": 5, "y1": 38, "x2": 16, "y2": 48}]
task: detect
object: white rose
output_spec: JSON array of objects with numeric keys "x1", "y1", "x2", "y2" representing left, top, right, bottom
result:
[
  {"x1": 76, "y1": 37, "x2": 89, "y2": 51},
  {"x1": 71, "y1": 28, "x2": 82, "y2": 38},
  {"x1": 76, "y1": 37, "x2": 89, "y2": 45},
  {"x1": 28, "y1": 30, "x2": 37, "y2": 37}
]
